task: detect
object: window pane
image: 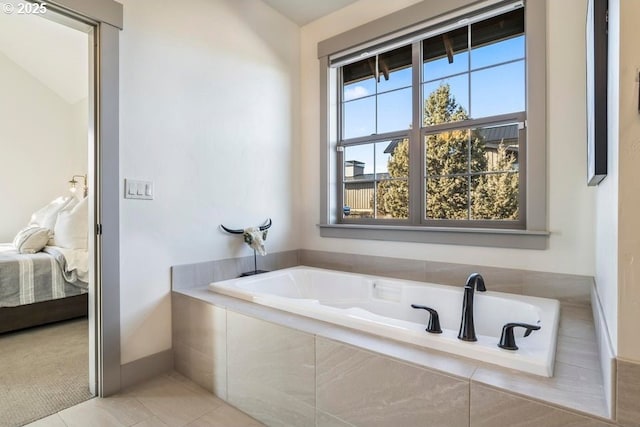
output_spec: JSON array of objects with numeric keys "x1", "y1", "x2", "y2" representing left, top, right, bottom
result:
[
  {"x1": 376, "y1": 139, "x2": 408, "y2": 178},
  {"x1": 471, "y1": 8, "x2": 524, "y2": 53},
  {"x1": 471, "y1": 35, "x2": 524, "y2": 70},
  {"x1": 343, "y1": 97, "x2": 375, "y2": 139},
  {"x1": 470, "y1": 60, "x2": 524, "y2": 118},
  {"x1": 423, "y1": 50, "x2": 469, "y2": 83},
  {"x1": 344, "y1": 144, "x2": 374, "y2": 181},
  {"x1": 378, "y1": 45, "x2": 412, "y2": 93},
  {"x1": 426, "y1": 176, "x2": 469, "y2": 220},
  {"x1": 343, "y1": 78, "x2": 376, "y2": 101},
  {"x1": 343, "y1": 143, "x2": 374, "y2": 219},
  {"x1": 422, "y1": 77, "x2": 469, "y2": 126},
  {"x1": 377, "y1": 88, "x2": 412, "y2": 133},
  {"x1": 423, "y1": 51, "x2": 468, "y2": 83},
  {"x1": 423, "y1": 26, "x2": 468, "y2": 82},
  {"x1": 342, "y1": 57, "x2": 375, "y2": 89},
  {"x1": 470, "y1": 123, "x2": 520, "y2": 173},
  {"x1": 343, "y1": 181, "x2": 374, "y2": 219},
  {"x1": 377, "y1": 180, "x2": 409, "y2": 219},
  {"x1": 471, "y1": 172, "x2": 519, "y2": 220},
  {"x1": 425, "y1": 130, "x2": 469, "y2": 177}
]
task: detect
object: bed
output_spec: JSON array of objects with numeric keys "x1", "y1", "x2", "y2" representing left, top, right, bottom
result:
[{"x1": 0, "y1": 243, "x2": 88, "y2": 334}]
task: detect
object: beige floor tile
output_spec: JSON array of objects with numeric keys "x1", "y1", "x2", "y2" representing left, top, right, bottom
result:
[
  {"x1": 29, "y1": 372, "x2": 259, "y2": 427},
  {"x1": 58, "y1": 398, "x2": 127, "y2": 427},
  {"x1": 132, "y1": 415, "x2": 169, "y2": 426},
  {"x1": 123, "y1": 374, "x2": 223, "y2": 427},
  {"x1": 24, "y1": 413, "x2": 67, "y2": 427},
  {"x1": 186, "y1": 405, "x2": 265, "y2": 427},
  {"x1": 58, "y1": 396, "x2": 154, "y2": 427}
]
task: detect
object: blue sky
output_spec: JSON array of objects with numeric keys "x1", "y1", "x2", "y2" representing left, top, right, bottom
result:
[{"x1": 342, "y1": 36, "x2": 525, "y2": 175}]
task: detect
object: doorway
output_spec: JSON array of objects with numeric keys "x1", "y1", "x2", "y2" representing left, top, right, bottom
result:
[
  {"x1": 0, "y1": 0, "x2": 123, "y2": 423},
  {"x1": 0, "y1": 4, "x2": 95, "y2": 426}
]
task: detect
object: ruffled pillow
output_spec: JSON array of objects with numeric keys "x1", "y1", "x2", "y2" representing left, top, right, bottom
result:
[
  {"x1": 13, "y1": 226, "x2": 51, "y2": 254},
  {"x1": 29, "y1": 196, "x2": 77, "y2": 231},
  {"x1": 52, "y1": 197, "x2": 88, "y2": 250}
]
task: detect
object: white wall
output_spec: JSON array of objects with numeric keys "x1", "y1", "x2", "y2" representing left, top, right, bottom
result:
[
  {"x1": 595, "y1": 0, "x2": 619, "y2": 355},
  {"x1": 118, "y1": 0, "x2": 300, "y2": 364},
  {"x1": 0, "y1": 52, "x2": 87, "y2": 241},
  {"x1": 298, "y1": 0, "x2": 596, "y2": 276}
]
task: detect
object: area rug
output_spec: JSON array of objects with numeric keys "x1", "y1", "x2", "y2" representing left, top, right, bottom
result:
[{"x1": 0, "y1": 318, "x2": 92, "y2": 426}]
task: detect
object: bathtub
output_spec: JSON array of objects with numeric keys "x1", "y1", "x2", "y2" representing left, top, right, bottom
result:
[{"x1": 208, "y1": 266, "x2": 560, "y2": 377}]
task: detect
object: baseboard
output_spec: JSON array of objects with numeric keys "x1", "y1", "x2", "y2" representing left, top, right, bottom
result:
[
  {"x1": 591, "y1": 283, "x2": 616, "y2": 419},
  {"x1": 120, "y1": 349, "x2": 173, "y2": 390}
]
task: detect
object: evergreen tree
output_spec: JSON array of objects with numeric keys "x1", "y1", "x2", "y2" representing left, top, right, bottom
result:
[
  {"x1": 375, "y1": 83, "x2": 519, "y2": 220},
  {"x1": 423, "y1": 84, "x2": 486, "y2": 219},
  {"x1": 472, "y1": 144, "x2": 519, "y2": 220},
  {"x1": 377, "y1": 139, "x2": 409, "y2": 218}
]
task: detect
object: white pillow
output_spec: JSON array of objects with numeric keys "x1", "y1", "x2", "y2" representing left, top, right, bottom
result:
[
  {"x1": 29, "y1": 196, "x2": 77, "y2": 231},
  {"x1": 13, "y1": 226, "x2": 51, "y2": 254},
  {"x1": 52, "y1": 197, "x2": 88, "y2": 249}
]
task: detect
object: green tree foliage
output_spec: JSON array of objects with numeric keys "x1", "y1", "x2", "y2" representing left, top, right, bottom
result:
[
  {"x1": 472, "y1": 144, "x2": 519, "y2": 220},
  {"x1": 424, "y1": 84, "x2": 486, "y2": 219},
  {"x1": 375, "y1": 83, "x2": 519, "y2": 221},
  {"x1": 376, "y1": 139, "x2": 409, "y2": 218}
]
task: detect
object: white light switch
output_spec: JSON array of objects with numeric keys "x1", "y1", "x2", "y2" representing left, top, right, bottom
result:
[{"x1": 125, "y1": 179, "x2": 154, "y2": 200}]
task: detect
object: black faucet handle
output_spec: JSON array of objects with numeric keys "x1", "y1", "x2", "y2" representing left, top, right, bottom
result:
[
  {"x1": 411, "y1": 304, "x2": 442, "y2": 334},
  {"x1": 498, "y1": 322, "x2": 541, "y2": 351}
]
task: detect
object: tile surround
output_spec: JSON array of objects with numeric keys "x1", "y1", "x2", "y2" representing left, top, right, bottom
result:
[
  {"x1": 173, "y1": 249, "x2": 593, "y2": 305},
  {"x1": 470, "y1": 383, "x2": 616, "y2": 427},
  {"x1": 299, "y1": 249, "x2": 593, "y2": 304},
  {"x1": 226, "y1": 311, "x2": 316, "y2": 427},
  {"x1": 315, "y1": 410, "x2": 355, "y2": 427},
  {"x1": 171, "y1": 250, "x2": 299, "y2": 290},
  {"x1": 616, "y1": 359, "x2": 640, "y2": 427},
  {"x1": 471, "y1": 361, "x2": 607, "y2": 417},
  {"x1": 316, "y1": 338, "x2": 469, "y2": 427},
  {"x1": 173, "y1": 288, "x2": 640, "y2": 426},
  {"x1": 172, "y1": 292, "x2": 227, "y2": 398},
  {"x1": 171, "y1": 250, "x2": 640, "y2": 426}
]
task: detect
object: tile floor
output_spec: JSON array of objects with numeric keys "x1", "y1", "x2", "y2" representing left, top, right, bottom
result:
[{"x1": 25, "y1": 372, "x2": 264, "y2": 427}]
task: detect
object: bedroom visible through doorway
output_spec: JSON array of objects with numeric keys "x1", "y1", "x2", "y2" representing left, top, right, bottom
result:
[{"x1": 0, "y1": 3, "x2": 96, "y2": 426}]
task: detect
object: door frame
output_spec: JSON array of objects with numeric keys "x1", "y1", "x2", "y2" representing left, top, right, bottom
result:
[{"x1": 43, "y1": 0, "x2": 123, "y2": 397}]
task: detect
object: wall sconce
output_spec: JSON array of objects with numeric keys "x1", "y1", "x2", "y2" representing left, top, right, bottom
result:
[{"x1": 68, "y1": 174, "x2": 88, "y2": 197}]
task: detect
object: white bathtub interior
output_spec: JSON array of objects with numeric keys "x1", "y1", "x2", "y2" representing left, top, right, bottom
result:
[{"x1": 208, "y1": 266, "x2": 560, "y2": 377}]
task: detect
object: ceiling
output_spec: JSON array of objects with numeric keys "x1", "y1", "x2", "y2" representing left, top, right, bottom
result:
[
  {"x1": 261, "y1": 0, "x2": 359, "y2": 26},
  {"x1": 0, "y1": 6, "x2": 88, "y2": 104}
]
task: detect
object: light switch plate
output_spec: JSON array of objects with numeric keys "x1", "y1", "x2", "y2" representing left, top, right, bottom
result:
[{"x1": 125, "y1": 179, "x2": 153, "y2": 200}]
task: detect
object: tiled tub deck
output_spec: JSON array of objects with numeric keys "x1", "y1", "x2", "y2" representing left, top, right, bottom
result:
[
  {"x1": 171, "y1": 250, "x2": 629, "y2": 426},
  {"x1": 172, "y1": 289, "x2": 612, "y2": 427}
]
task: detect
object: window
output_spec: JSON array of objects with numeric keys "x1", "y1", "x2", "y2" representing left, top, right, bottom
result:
[
  {"x1": 319, "y1": 0, "x2": 547, "y2": 248},
  {"x1": 338, "y1": 3, "x2": 525, "y2": 227}
]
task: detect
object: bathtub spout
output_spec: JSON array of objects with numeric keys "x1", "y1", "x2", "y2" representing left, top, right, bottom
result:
[{"x1": 457, "y1": 273, "x2": 486, "y2": 342}]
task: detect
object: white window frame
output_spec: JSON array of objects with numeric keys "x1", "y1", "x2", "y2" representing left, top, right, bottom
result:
[{"x1": 317, "y1": 0, "x2": 548, "y2": 249}]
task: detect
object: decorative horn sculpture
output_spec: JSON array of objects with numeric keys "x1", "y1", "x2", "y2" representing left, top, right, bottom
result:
[
  {"x1": 259, "y1": 218, "x2": 272, "y2": 231},
  {"x1": 220, "y1": 218, "x2": 272, "y2": 277},
  {"x1": 220, "y1": 225, "x2": 244, "y2": 234}
]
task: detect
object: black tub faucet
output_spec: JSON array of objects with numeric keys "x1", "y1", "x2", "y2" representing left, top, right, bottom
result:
[{"x1": 457, "y1": 273, "x2": 486, "y2": 342}]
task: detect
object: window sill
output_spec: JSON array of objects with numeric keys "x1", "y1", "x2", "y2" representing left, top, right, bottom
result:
[{"x1": 318, "y1": 223, "x2": 549, "y2": 250}]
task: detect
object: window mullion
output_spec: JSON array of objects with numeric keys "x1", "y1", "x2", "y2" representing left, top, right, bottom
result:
[{"x1": 409, "y1": 41, "x2": 422, "y2": 225}]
